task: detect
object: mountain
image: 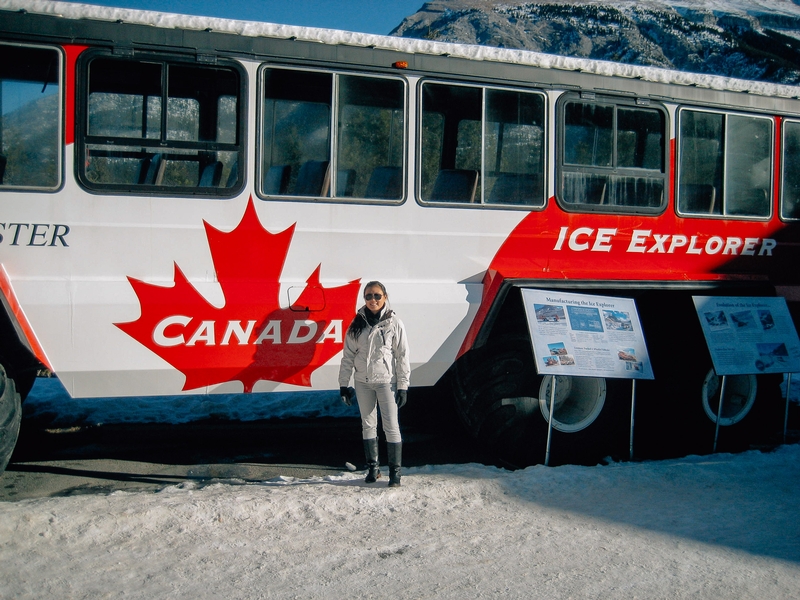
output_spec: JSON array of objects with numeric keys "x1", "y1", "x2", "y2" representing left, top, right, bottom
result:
[
  {"x1": 390, "y1": 0, "x2": 800, "y2": 85},
  {"x1": 0, "y1": 93, "x2": 58, "y2": 186}
]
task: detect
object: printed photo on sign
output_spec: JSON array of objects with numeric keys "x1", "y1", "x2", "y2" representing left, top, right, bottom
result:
[
  {"x1": 755, "y1": 342, "x2": 790, "y2": 371},
  {"x1": 618, "y1": 347, "x2": 637, "y2": 362},
  {"x1": 703, "y1": 310, "x2": 729, "y2": 331},
  {"x1": 730, "y1": 310, "x2": 756, "y2": 329},
  {"x1": 535, "y1": 304, "x2": 566, "y2": 324},
  {"x1": 758, "y1": 310, "x2": 775, "y2": 330},
  {"x1": 604, "y1": 310, "x2": 633, "y2": 331},
  {"x1": 548, "y1": 342, "x2": 568, "y2": 356}
]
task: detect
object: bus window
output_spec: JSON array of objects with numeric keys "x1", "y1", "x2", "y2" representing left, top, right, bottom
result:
[
  {"x1": 420, "y1": 82, "x2": 545, "y2": 207},
  {"x1": 781, "y1": 120, "x2": 800, "y2": 220},
  {"x1": 337, "y1": 75, "x2": 404, "y2": 199},
  {"x1": 558, "y1": 95, "x2": 666, "y2": 212},
  {"x1": 485, "y1": 89, "x2": 545, "y2": 206},
  {"x1": 262, "y1": 69, "x2": 331, "y2": 197},
  {"x1": 0, "y1": 44, "x2": 60, "y2": 190},
  {"x1": 563, "y1": 103, "x2": 612, "y2": 167},
  {"x1": 80, "y1": 55, "x2": 243, "y2": 194},
  {"x1": 260, "y1": 68, "x2": 405, "y2": 201},
  {"x1": 420, "y1": 83, "x2": 480, "y2": 202},
  {"x1": 678, "y1": 109, "x2": 772, "y2": 218}
]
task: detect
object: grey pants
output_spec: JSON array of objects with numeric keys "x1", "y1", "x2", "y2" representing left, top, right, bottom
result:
[{"x1": 354, "y1": 380, "x2": 402, "y2": 443}]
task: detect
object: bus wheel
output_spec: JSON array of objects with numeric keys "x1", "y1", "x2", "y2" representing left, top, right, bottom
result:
[
  {"x1": 450, "y1": 335, "x2": 626, "y2": 466},
  {"x1": 538, "y1": 375, "x2": 606, "y2": 432},
  {"x1": 689, "y1": 368, "x2": 783, "y2": 453},
  {"x1": 701, "y1": 370, "x2": 756, "y2": 426},
  {"x1": 0, "y1": 365, "x2": 22, "y2": 475},
  {"x1": 450, "y1": 335, "x2": 537, "y2": 454}
]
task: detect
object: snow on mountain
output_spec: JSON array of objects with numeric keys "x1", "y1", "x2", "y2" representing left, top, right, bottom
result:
[
  {"x1": 390, "y1": 0, "x2": 800, "y2": 84},
  {"x1": 6, "y1": 0, "x2": 800, "y2": 97}
]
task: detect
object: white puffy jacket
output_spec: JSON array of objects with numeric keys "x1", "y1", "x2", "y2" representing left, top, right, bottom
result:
[{"x1": 338, "y1": 306, "x2": 410, "y2": 390}]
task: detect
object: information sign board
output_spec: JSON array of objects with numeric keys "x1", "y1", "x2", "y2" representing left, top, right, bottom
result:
[
  {"x1": 521, "y1": 289, "x2": 654, "y2": 380},
  {"x1": 692, "y1": 296, "x2": 800, "y2": 376}
]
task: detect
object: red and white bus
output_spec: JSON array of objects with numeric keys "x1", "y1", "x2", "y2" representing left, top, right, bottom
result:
[{"x1": 2, "y1": 1, "x2": 800, "y2": 470}]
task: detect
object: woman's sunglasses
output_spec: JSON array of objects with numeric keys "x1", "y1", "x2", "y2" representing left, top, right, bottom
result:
[{"x1": 365, "y1": 293, "x2": 383, "y2": 301}]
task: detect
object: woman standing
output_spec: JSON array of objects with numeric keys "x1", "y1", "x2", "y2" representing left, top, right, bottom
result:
[{"x1": 339, "y1": 281, "x2": 410, "y2": 487}]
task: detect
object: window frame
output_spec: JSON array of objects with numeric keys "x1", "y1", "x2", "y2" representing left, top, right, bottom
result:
[
  {"x1": 416, "y1": 78, "x2": 548, "y2": 210},
  {"x1": 780, "y1": 117, "x2": 800, "y2": 222},
  {"x1": 0, "y1": 42, "x2": 63, "y2": 193},
  {"x1": 75, "y1": 49, "x2": 247, "y2": 197},
  {"x1": 676, "y1": 106, "x2": 774, "y2": 221},
  {"x1": 555, "y1": 92, "x2": 669, "y2": 215},
  {"x1": 256, "y1": 63, "x2": 408, "y2": 205}
]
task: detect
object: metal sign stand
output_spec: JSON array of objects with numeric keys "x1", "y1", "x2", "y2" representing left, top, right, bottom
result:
[
  {"x1": 544, "y1": 376, "x2": 556, "y2": 466},
  {"x1": 712, "y1": 370, "x2": 796, "y2": 452},
  {"x1": 785, "y1": 372, "x2": 793, "y2": 444},
  {"x1": 712, "y1": 374, "x2": 727, "y2": 453},
  {"x1": 629, "y1": 380, "x2": 637, "y2": 461}
]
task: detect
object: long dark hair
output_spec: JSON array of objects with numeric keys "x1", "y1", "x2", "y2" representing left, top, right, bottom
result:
[{"x1": 347, "y1": 281, "x2": 388, "y2": 340}]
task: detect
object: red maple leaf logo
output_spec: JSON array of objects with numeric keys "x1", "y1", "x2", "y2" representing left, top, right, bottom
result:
[{"x1": 116, "y1": 197, "x2": 360, "y2": 392}]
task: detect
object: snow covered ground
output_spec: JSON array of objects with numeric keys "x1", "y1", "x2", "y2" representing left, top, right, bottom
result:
[
  {"x1": 5, "y1": 379, "x2": 800, "y2": 598},
  {"x1": 1, "y1": 444, "x2": 799, "y2": 598}
]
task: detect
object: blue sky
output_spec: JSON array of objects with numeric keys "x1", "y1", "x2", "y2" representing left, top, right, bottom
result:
[{"x1": 62, "y1": 0, "x2": 425, "y2": 34}]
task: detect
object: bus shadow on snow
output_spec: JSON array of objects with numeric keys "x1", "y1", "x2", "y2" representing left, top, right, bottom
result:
[{"x1": 5, "y1": 385, "x2": 487, "y2": 496}]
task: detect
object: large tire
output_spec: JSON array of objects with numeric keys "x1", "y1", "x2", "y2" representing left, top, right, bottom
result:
[
  {"x1": 696, "y1": 369, "x2": 784, "y2": 452},
  {"x1": 451, "y1": 335, "x2": 629, "y2": 467},
  {"x1": 14, "y1": 369, "x2": 36, "y2": 402},
  {"x1": 632, "y1": 286, "x2": 785, "y2": 459},
  {"x1": 0, "y1": 365, "x2": 22, "y2": 475},
  {"x1": 634, "y1": 364, "x2": 783, "y2": 459},
  {"x1": 701, "y1": 371, "x2": 757, "y2": 426}
]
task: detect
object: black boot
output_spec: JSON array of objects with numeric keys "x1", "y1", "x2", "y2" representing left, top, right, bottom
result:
[
  {"x1": 363, "y1": 438, "x2": 380, "y2": 483},
  {"x1": 387, "y1": 441, "x2": 402, "y2": 487}
]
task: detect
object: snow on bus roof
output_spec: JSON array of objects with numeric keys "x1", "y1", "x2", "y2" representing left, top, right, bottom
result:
[{"x1": 3, "y1": 0, "x2": 800, "y2": 99}]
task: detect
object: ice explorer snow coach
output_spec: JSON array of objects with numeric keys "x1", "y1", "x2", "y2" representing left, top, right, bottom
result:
[{"x1": 2, "y1": 0, "x2": 800, "y2": 471}]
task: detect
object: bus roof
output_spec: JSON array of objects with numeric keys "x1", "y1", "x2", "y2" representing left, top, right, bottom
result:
[{"x1": 3, "y1": 0, "x2": 800, "y2": 100}]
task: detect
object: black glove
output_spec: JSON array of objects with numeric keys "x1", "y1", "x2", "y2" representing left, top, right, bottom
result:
[
  {"x1": 395, "y1": 389, "x2": 407, "y2": 409},
  {"x1": 340, "y1": 386, "x2": 353, "y2": 406}
]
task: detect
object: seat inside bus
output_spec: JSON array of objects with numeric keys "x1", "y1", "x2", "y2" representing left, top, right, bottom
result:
[
  {"x1": 198, "y1": 161, "x2": 223, "y2": 187},
  {"x1": 488, "y1": 173, "x2": 540, "y2": 205},
  {"x1": 337, "y1": 169, "x2": 356, "y2": 197},
  {"x1": 680, "y1": 183, "x2": 718, "y2": 214},
  {"x1": 293, "y1": 160, "x2": 330, "y2": 196},
  {"x1": 136, "y1": 153, "x2": 165, "y2": 185},
  {"x1": 264, "y1": 165, "x2": 290, "y2": 195},
  {"x1": 430, "y1": 169, "x2": 479, "y2": 203},
  {"x1": 365, "y1": 166, "x2": 402, "y2": 199}
]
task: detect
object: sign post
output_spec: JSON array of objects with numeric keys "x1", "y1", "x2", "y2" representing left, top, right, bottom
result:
[
  {"x1": 692, "y1": 296, "x2": 800, "y2": 451},
  {"x1": 629, "y1": 380, "x2": 637, "y2": 461},
  {"x1": 521, "y1": 289, "x2": 654, "y2": 465},
  {"x1": 786, "y1": 373, "x2": 794, "y2": 444},
  {"x1": 545, "y1": 377, "x2": 557, "y2": 466},
  {"x1": 713, "y1": 375, "x2": 728, "y2": 453}
]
